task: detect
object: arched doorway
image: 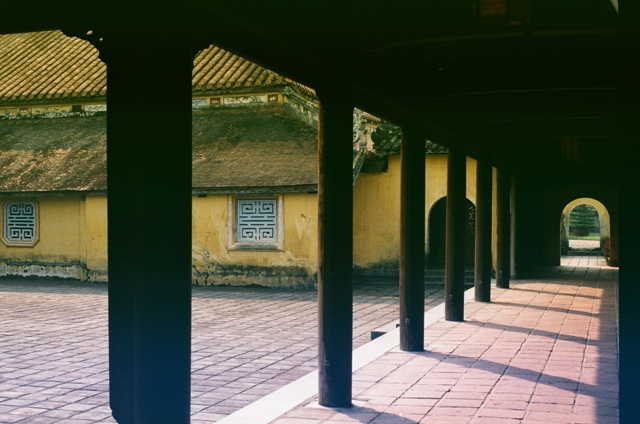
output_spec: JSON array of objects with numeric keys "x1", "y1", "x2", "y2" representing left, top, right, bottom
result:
[
  {"x1": 428, "y1": 197, "x2": 476, "y2": 267},
  {"x1": 560, "y1": 198, "x2": 611, "y2": 261}
]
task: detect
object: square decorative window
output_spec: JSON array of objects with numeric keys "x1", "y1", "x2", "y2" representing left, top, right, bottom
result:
[
  {"x1": 2, "y1": 199, "x2": 39, "y2": 247},
  {"x1": 228, "y1": 196, "x2": 283, "y2": 251}
]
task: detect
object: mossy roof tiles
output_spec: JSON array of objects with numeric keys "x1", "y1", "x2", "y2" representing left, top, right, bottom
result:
[
  {"x1": 0, "y1": 106, "x2": 318, "y2": 193},
  {"x1": 0, "y1": 115, "x2": 107, "y2": 192},
  {"x1": 0, "y1": 30, "x2": 314, "y2": 104}
]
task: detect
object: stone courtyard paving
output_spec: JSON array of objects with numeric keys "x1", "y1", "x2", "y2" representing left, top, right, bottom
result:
[
  {"x1": 0, "y1": 278, "x2": 444, "y2": 423},
  {"x1": 568, "y1": 239, "x2": 601, "y2": 250}
]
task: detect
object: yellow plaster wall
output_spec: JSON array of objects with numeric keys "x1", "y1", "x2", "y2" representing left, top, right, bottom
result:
[
  {"x1": 353, "y1": 154, "x2": 401, "y2": 268},
  {"x1": 283, "y1": 192, "x2": 318, "y2": 263},
  {"x1": 425, "y1": 155, "x2": 477, "y2": 258},
  {"x1": 425, "y1": 155, "x2": 477, "y2": 219},
  {"x1": 0, "y1": 196, "x2": 84, "y2": 261},
  {"x1": 191, "y1": 192, "x2": 318, "y2": 287},
  {"x1": 0, "y1": 196, "x2": 87, "y2": 279},
  {"x1": 85, "y1": 195, "x2": 108, "y2": 281},
  {"x1": 0, "y1": 155, "x2": 498, "y2": 284},
  {"x1": 352, "y1": 153, "x2": 478, "y2": 269}
]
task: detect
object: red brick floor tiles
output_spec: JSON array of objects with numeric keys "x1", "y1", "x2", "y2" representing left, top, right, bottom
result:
[{"x1": 274, "y1": 264, "x2": 618, "y2": 423}]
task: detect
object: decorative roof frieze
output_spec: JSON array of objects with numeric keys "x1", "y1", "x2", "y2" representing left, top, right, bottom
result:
[
  {"x1": 370, "y1": 122, "x2": 448, "y2": 156},
  {"x1": 1, "y1": 103, "x2": 105, "y2": 120}
]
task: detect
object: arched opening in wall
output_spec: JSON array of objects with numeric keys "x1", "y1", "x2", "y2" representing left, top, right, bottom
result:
[
  {"x1": 560, "y1": 198, "x2": 611, "y2": 261},
  {"x1": 427, "y1": 197, "x2": 476, "y2": 268}
]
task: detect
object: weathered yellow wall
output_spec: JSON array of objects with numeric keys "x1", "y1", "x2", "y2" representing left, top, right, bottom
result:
[
  {"x1": 1, "y1": 193, "x2": 318, "y2": 286},
  {"x1": 466, "y1": 158, "x2": 477, "y2": 205},
  {"x1": 192, "y1": 192, "x2": 318, "y2": 287},
  {"x1": 425, "y1": 155, "x2": 477, "y2": 259},
  {"x1": 85, "y1": 195, "x2": 108, "y2": 281},
  {"x1": 0, "y1": 196, "x2": 87, "y2": 279},
  {"x1": 353, "y1": 154, "x2": 401, "y2": 268},
  {"x1": 0, "y1": 156, "x2": 502, "y2": 285},
  {"x1": 353, "y1": 153, "x2": 478, "y2": 270}
]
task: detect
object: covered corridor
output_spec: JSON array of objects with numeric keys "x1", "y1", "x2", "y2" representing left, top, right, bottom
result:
[
  {"x1": 259, "y1": 262, "x2": 619, "y2": 424},
  {"x1": 0, "y1": 1, "x2": 633, "y2": 423}
]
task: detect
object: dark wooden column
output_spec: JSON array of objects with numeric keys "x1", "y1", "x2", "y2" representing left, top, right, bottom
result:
[
  {"x1": 619, "y1": 3, "x2": 640, "y2": 423},
  {"x1": 445, "y1": 148, "x2": 466, "y2": 321},
  {"x1": 474, "y1": 160, "x2": 492, "y2": 302},
  {"x1": 496, "y1": 168, "x2": 511, "y2": 289},
  {"x1": 510, "y1": 177, "x2": 516, "y2": 278},
  {"x1": 399, "y1": 123, "x2": 426, "y2": 351},
  {"x1": 105, "y1": 26, "x2": 192, "y2": 423},
  {"x1": 513, "y1": 175, "x2": 533, "y2": 278},
  {"x1": 316, "y1": 88, "x2": 353, "y2": 407},
  {"x1": 620, "y1": 145, "x2": 640, "y2": 424}
]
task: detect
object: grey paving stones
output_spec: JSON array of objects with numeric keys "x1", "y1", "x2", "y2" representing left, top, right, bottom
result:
[{"x1": 0, "y1": 278, "x2": 443, "y2": 422}]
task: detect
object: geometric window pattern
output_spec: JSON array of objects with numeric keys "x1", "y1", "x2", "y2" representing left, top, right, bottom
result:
[
  {"x1": 467, "y1": 203, "x2": 476, "y2": 237},
  {"x1": 3, "y1": 200, "x2": 37, "y2": 245},
  {"x1": 236, "y1": 199, "x2": 278, "y2": 242}
]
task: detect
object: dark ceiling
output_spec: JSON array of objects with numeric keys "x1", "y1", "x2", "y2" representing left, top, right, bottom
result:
[{"x1": 2, "y1": 0, "x2": 625, "y2": 188}]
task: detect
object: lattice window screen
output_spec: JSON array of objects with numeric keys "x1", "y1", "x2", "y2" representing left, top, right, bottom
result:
[
  {"x1": 3, "y1": 200, "x2": 37, "y2": 244},
  {"x1": 236, "y1": 199, "x2": 278, "y2": 242},
  {"x1": 468, "y1": 204, "x2": 476, "y2": 236}
]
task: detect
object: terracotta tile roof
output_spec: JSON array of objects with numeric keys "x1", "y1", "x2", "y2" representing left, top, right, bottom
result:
[
  {"x1": 192, "y1": 46, "x2": 316, "y2": 96},
  {"x1": 0, "y1": 30, "x2": 315, "y2": 104},
  {"x1": 192, "y1": 46, "x2": 286, "y2": 91},
  {"x1": 0, "y1": 31, "x2": 106, "y2": 103}
]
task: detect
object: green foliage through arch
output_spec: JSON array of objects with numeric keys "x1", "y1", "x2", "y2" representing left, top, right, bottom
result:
[{"x1": 569, "y1": 204, "x2": 600, "y2": 234}]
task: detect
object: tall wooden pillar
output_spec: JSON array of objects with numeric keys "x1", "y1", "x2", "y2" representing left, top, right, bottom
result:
[
  {"x1": 619, "y1": 3, "x2": 640, "y2": 422},
  {"x1": 399, "y1": 124, "x2": 426, "y2": 351},
  {"x1": 316, "y1": 88, "x2": 353, "y2": 407},
  {"x1": 513, "y1": 176, "x2": 532, "y2": 277},
  {"x1": 496, "y1": 168, "x2": 511, "y2": 289},
  {"x1": 106, "y1": 27, "x2": 192, "y2": 423},
  {"x1": 619, "y1": 144, "x2": 640, "y2": 424},
  {"x1": 474, "y1": 160, "x2": 492, "y2": 302},
  {"x1": 445, "y1": 148, "x2": 466, "y2": 321},
  {"x1": 510, "y1": 177, "x2": 516, "y2": 277}
]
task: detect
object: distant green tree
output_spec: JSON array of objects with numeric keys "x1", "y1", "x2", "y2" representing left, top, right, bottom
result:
[{"x1": 569, "y1": 204, "x2": 599, "y2": 233}]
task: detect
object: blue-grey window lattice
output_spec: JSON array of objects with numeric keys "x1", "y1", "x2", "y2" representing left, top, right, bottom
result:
[
  {"x1": 237, "y1": 199, "x2": 278, "y2": 242},
  {"x1": 4, "y1": 200, "x2": 37, "y2": 244}
]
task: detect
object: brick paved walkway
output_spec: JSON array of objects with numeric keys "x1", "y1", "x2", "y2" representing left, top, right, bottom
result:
[
  {"x1": 562, "y1": 255, "x2": 608, "y2": 268},
  {"x1": 272, "y1": 263, "x2": 618, "y2": 424},
  {"x1": 0, "y1": 279, "x2": 444, "y2": 423}
]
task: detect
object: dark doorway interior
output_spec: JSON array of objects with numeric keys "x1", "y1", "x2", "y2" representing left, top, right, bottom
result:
[{"x1": 428, "y1": 197, "x2": 476, "y2": 267}]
